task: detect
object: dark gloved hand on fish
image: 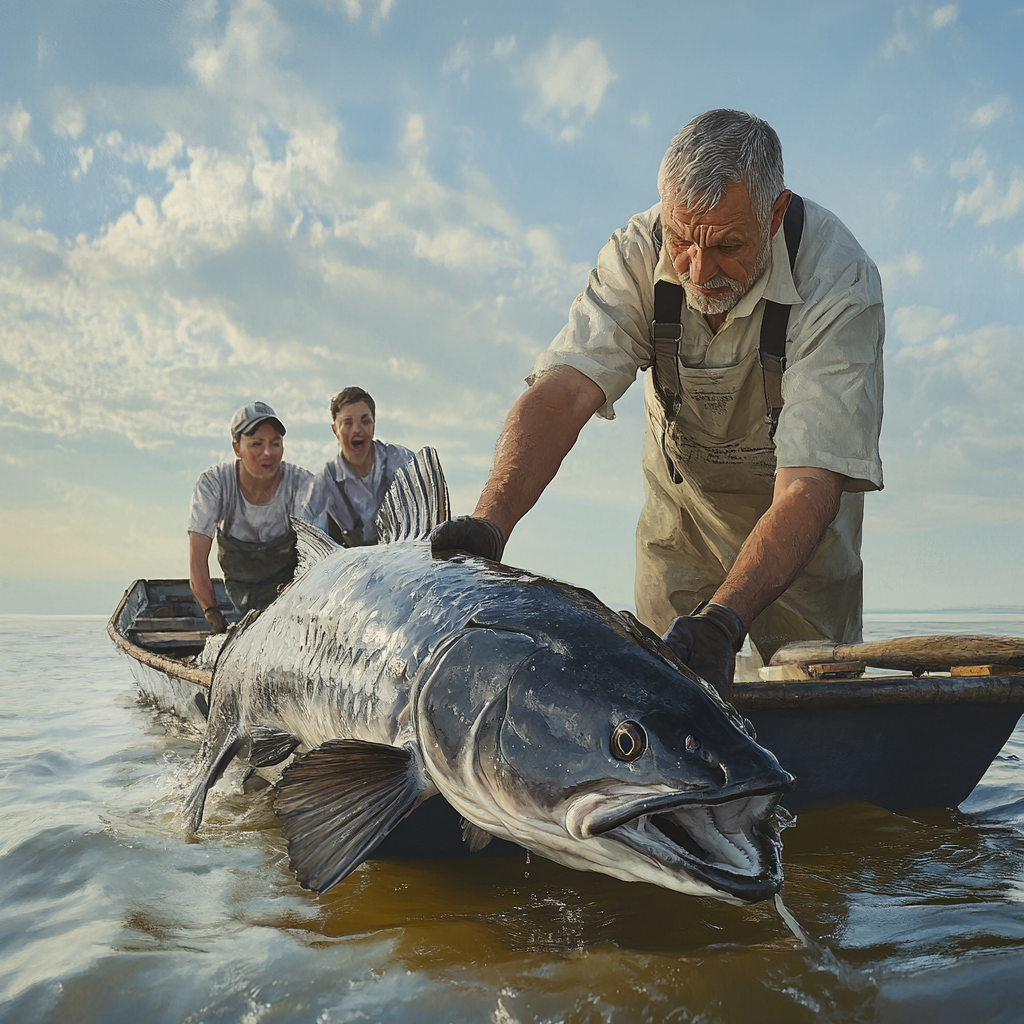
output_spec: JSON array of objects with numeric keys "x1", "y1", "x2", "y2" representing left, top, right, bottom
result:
[
  {"x1": 183, "y1": 450, "x2": 794, "y2": 906},
  {"x1": 662, "y1": 602, "x2": 747, "y2": 699},
  {"x1": 203, "y1": 606, "x2": 228, "y2": 634},
  {"x1": 429, "y1": 515, "x2": 505, "y2": 561}
]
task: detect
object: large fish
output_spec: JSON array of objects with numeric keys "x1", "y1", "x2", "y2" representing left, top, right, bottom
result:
[{"x1": 185, "y1": 450, "x2": 794, "y2": 904}]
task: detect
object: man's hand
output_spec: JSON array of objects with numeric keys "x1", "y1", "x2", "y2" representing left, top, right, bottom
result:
[
  {"x1": 430, "y1": 516, "x2": 505, "y2": 561},
  {"x1": 662, "y1": 603, "x2": 746, "y2": 699},
  {"x1": 204, "y1": 606, "x2": 229, "y2": 634}
]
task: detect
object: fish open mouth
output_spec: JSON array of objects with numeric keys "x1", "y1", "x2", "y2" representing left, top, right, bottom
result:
[
  {"x1": 616, "y1": 793, "x2": 785, "y2": 901},
  {"x1": 566, "y1": 784, "x2": 788, "y2": 903}
]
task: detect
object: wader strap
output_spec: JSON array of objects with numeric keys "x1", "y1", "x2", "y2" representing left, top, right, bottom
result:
[
  {"x1": 652, "y1": 278, "x2": 684, "y2": 418},
  {"x1": 758, "y1": 194, "x2": 804, "y2": 439},
  {"x1": 329, "y1": 450, "x2": 391, "y2": 547},
  {"x1": 648, "y1": 194, "x2": 805, "y2": 446}
]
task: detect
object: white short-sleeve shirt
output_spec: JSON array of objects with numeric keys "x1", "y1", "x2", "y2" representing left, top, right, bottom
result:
[
  {"x1": 529, "y1": 197, "x2": 884, "y2": 490},
  {"x1": 316, "y1": 439, "x2": 416, "y2": 545}
]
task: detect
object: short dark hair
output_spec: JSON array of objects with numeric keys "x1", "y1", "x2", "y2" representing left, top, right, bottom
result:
[{"x1": 330, "y1": 387, "x2": 376, "y2": 420}]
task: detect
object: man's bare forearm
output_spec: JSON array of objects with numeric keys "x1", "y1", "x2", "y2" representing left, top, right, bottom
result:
[
  {"x1": 474, "y1": 366, "x2": 606, "y2": 541},
  {"x1": 711, "y1": 467, "x2": 846, "y2": 629},
  {"x1": 188, "y1": 531, "x2": 217, "y2": 611}
]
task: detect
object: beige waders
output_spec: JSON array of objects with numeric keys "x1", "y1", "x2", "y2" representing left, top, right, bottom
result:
[{"x1": 634, "y1": 351, "x2": 865, "y2": 667}]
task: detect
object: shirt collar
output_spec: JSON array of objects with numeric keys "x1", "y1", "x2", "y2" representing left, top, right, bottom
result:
[
  {"x1": 332, "y1": 440, "x2": 381, "y2": 484},
  {"x1": 654, "y1": 211, "x2": 803, "y2": 325}
]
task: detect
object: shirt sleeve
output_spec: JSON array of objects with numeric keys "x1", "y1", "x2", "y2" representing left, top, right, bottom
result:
[
  {"x1": 528, "y1": 206, "x2": 660, "y2": 420},
  {"x1": 775, "y1": 254, "x2": 885, "y2": 491},
  {"x1": 187, "y1": 466, "x2": 226, "y2": 537},
  {"x1": 287, "y1": 464, "x2": 322, "y2": 524}
]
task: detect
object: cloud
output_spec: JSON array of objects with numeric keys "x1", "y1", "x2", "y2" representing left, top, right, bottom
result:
[
  {"x1": 881, "y1": 10, "x2": 913, "y2": 58},
  {"x1": 520, "y1": 36, "x2": 616, "y2": 142},
  {"x1": 1012, "y1": 243, "x2": 1024, "y2": 274},
  {"x1": 73, "y1": 146, "x2": 94, "y2": 177},
  {"x1": 877, "y1": 251, "x2": 925, "y2": 290},
  {"x1": 970, "y1": 96, "x2": 1011, "y2": 128},
  {"x1": 882, "y1": 4, "x2": 957, "y2": 58},
  {"x1": 878, "y1": 308, "x2": 1024, "y2": 531},
  {"x1": 442, "y1": 40, "x2": 475, "y2": 79},
  {"x1": 891, "y1": 304, "x2": 959, "y2": 345},
  {"x1": 321, "y1": 0, "x2": 395, "y2": 29},
  {"x1": 51, "y1": 105, "x2": 85, "y2": 139},
  {"x1": 492, "y1": 35, "x2": 515, "y2": 59},
  {"x1": 0, "y1": 14, "x2": 586, "y2": 461},
  {"x1": 0, "y1": 100, "x2": 41, "y2": 172},
  {"x1": 951, "y1": 149, "x2": 1024, "y2": 224}
]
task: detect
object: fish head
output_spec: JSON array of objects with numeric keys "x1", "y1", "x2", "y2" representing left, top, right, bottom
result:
[{"x1": 419, "y1": 625, "x2": 793, "y2": 904}]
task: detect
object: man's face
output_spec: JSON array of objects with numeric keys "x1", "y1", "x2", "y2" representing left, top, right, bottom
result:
[
  {"x1": 232, "y1": 422, "x2": 284, "y2": 480},
  {"x1": 661, "y1": 181, "x2": 780, "y2": 317},
  {"x1": 332, "y1": 401, "x2": 376, "y2": 471}
]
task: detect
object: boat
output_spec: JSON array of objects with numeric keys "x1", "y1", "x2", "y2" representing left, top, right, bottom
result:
[{"x1": 109, "y1": 579, "x2": 1024, "y2": 857}]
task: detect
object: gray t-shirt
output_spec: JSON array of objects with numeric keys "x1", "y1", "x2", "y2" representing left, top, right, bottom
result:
[{"x1": 188, "y1": 460, "x2": 319, "y2": 543}]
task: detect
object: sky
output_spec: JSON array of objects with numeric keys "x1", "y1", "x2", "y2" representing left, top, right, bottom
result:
[{"x1": 0, "y1": 0, "x2": 1022, "y2": 616}]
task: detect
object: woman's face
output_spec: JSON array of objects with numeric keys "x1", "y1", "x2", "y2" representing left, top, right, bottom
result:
[
  {"x1": 232, "y1": 422, "x2": 284, "y2": 480},
  {"x1": 332, "y1": 401, "x2": 375, "y2": 471}
]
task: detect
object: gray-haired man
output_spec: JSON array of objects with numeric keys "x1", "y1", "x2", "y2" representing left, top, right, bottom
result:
[{"x1": 432, "y1": 109, "x2": 884, "y2": 697}]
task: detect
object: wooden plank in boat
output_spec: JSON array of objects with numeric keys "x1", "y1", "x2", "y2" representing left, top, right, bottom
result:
[
  {"x1": 759, "y1": 661, "x2": 866, "y2": 683},
  {"x1": 131, "y1": 630, "x2": 210, "y2": 645},
  {"x1": 131, "y1": 617, "x2": 208, "y2": 633}
]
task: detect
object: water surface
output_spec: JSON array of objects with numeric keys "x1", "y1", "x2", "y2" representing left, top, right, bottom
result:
[{"x1": 1, "y1": 613, "x2": 1023, "y2": 1023}]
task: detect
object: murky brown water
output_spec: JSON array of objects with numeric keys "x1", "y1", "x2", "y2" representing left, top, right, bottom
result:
[{"x1": 2, "y1": 614, "x2": 1023, "y2": 1023}]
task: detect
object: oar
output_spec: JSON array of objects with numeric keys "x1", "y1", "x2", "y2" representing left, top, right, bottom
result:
[{"x1": 769, "y1": 634, "x2": 1024, "y2": 674}]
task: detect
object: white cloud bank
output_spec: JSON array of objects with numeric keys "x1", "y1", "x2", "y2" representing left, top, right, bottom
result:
[{"x1": 0, "y1": 4, "x2": 594, "y2": 460}]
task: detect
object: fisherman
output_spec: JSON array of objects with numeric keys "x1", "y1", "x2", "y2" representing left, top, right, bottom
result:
[
  {"x1": 317, "y1": 386, "x2": 415, "y2": 546},
  {"x1": 431, "y1": 109, "x2": 884, "y2": 697},
  {"x1": 188, "y1": 401, "x2": 318, "y2": 630}
]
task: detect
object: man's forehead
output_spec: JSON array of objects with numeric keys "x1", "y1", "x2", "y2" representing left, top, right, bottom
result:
[
  {"x1": 336, "y1": 402, "x2": 373, "y2": 419},
  {"x1": 662, "y1": 180, "x2": 757, "y2": 235}
]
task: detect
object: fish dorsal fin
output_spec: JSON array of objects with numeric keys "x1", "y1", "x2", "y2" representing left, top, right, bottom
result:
[
  {"x1": 291, "y1": 517, "x2": 341, "y2": 573},
  {"x1": 375, "y1": 447, "x2": 451, "y2": 544}
]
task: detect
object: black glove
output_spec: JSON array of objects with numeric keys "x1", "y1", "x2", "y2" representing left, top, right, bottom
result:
[
  {"x1": 430, "y1": 516, "x2": 505, "y2": 561},
  {"x1": 204, "y1": 606, "x2": 228, "y2": 634},
  {"x1": 662, "y1": 602, "x2": 746, "y2": 699}
]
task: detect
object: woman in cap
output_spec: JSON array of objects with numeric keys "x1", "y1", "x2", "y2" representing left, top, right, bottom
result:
[
  {"x1": 188, "y1": 401, "x2": 317, "y2": 629},
  {"x1": 318, "y1": 386, "x2": 414, "y2": 547}
]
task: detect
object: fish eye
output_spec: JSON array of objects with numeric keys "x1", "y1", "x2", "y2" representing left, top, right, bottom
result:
[{"x1": 610, "y1": 720, "x2": 647, "y2": 762}]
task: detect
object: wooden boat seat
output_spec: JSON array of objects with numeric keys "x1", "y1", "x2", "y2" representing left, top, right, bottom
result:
[{"x1": 130, "y1": 616, "x2": 209, "y2": 632}]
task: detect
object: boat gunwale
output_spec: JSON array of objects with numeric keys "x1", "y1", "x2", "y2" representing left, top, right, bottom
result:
[{"x1": 731, "y1": 673, "x2": 1024, "y2": 709}]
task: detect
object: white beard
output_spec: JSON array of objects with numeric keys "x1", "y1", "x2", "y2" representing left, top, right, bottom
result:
[{"x1": 681, "y1": 238, "x2": 772, "y2": 316}]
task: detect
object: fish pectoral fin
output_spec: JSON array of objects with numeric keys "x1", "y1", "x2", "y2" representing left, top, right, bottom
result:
[
  {"x1": 274, "y1": 738, "x2": 425, "y2": 894},
  {"x1": 460, "y1": 819, "x2": 494, "y2": 852},
  {"x1": 245, "y1": 727, "x2": 300, "y2": 768}
]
